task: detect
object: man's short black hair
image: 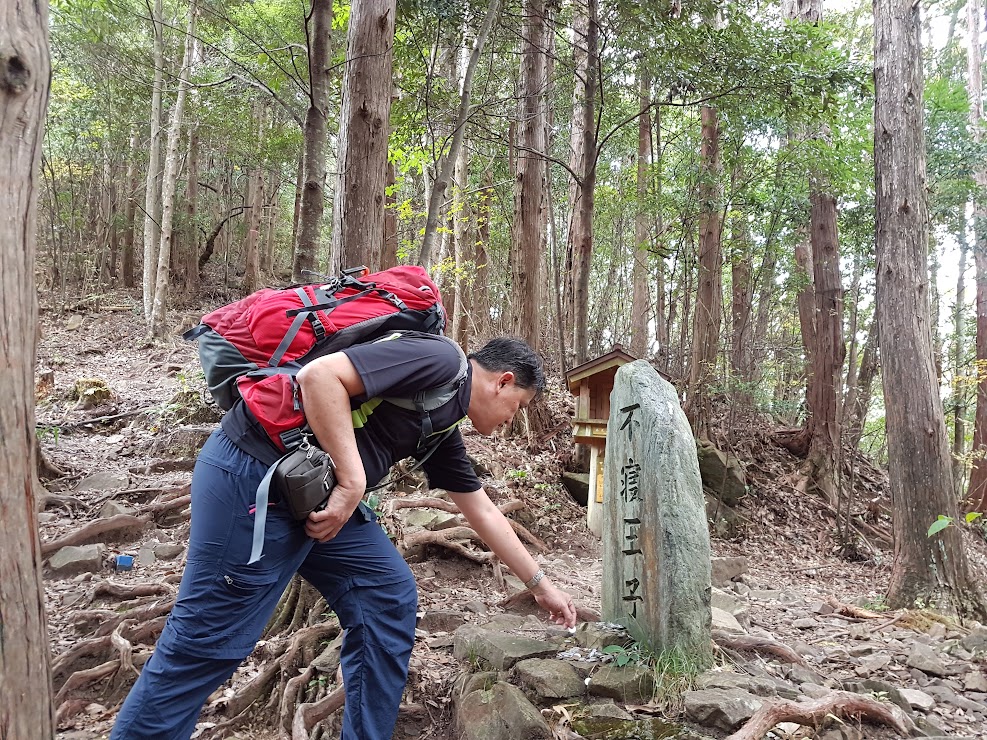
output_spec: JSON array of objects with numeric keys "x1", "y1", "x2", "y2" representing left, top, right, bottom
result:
[{"x1": 468, "y1": 337, "x2": 547, "y2": 394}]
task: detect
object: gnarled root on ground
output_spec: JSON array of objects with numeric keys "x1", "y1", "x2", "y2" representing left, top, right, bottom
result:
[
  {"x1": 712, "y1": 630, "x2": 807, "y2": 666},
  {"x1": 197, "y1": 622, "x2": 341, "y2": 740},
  {"x1": 724, "y1": 689, "x2": 914, "y2": 740},
  {"x1": 41, "y1": 514, "x2": 151, "y2": 555}
]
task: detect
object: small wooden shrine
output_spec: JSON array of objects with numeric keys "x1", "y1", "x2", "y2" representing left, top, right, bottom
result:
[{"x1": 565, "y1": 346, "x2": 637, "y2": 536}]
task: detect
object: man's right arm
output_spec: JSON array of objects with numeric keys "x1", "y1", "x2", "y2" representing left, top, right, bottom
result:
[{"x1": 296, "y1": 352, "x2": 368, "y2": 542}]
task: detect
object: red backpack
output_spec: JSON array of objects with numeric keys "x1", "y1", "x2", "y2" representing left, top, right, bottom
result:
[{"x1": 184, "y1": 265, "x2": 465, "y2": 451}]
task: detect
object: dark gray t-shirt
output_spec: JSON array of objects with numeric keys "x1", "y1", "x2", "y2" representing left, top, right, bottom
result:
[{"x1": 221, "y1": 332, "x2": 482, "y2": 493}]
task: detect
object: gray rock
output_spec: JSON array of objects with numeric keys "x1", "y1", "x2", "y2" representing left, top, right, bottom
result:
[
  {"x1": 138, "y1": 542, "x2": 157, "y2": 567},
  {"x1": 456, "y1": 681, "x2": 552, "y2": 740},
  {"x1": 698, "y1": 671, "x2": 797, "y2": 699},
  {"x1": 99, "y1": 500, "x2": 136, "y2": 518},
  {"x1": 453, "y1": 628, "x2": 558, "y2": 670},
  {"x1": 49, "y1": 544, "x2": 106, "y2": 575},
  {"x1": 152, "y1": 542, "x2": 184, "y2": 560},
  {"x1": 923, "y1": 684, "x2": 987, "y2": 714},
  {"x1": 452, "y1": 671, "x2": 500, "y2": 704},
  {"x1": 587, "y1": 665, "x2": 655, "y2": 704},
  {"x1": 419, "y1": 609, "x2": 467, "y2": 633},
  {"x1": 585, "y1": 702, "x2": 634, "y2": 720},
  {"x1": 963, "y1": 670, "x2": 987, "y2": 692},
  {"x1": 428, "y1": 512, "x2": 460, "y2": 531},
  {"x1": 961, "y1": 626, "x2": 987, "y2": 655},
  {"x1": 683, "y1": 688, "x2": 762, "y2": 732},
  {"x1": 711, "y1": 607, "x2": 745, "y2": 633},
  {"x1": 571, "y1": 623, "x2": 631, "y2": 651},
  {"x1": 711, "y1": 556, "x2": 748, "y2": 587},
  {"x1": 906, "y1": 643, "x2": 948, "y2": 677},
  {"x1": 399, "y1": 509, "x2": 439, "y2": 529},
  {"x1": 602, "y1": 362, "x2": 712, "y2": 663},
  {"x1": 784, "y1": 665, "x2": 827, "y2": 686},
  {"x1": 748, "y1": 590, "x2": 783, "y2": 601},
  {"x1": 76, "y1": 471, "x2": 129, "y2": 492},
  {"x1": 710, "y1": 587, "x2": 749, "y2": 625},
  {"x1": 800, "y1": 683, "x2": 831, "y2": 699},
  {"x1": 792, "y1": 618, "x2": 816, "y2": 630},
  {"x1": 898, "y1": 688, "x2": 935, "y2": 711},
  {"x1": 696, "y1": 440, "x2": 747, "y2": 505},
  {"x1": 840, "y1": 679, "x2": 910, "y2": 713},
  {"x1": 514, "y1": 658, "x2": 585, "y2": 700},
  {"x1": 854, "y1": 653, "x2": 892, "y2": 677}
]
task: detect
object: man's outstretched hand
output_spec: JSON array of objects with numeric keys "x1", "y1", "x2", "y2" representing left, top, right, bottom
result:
[{"x1": 531, "y1": 579, "x2": 577, "y2": 628}]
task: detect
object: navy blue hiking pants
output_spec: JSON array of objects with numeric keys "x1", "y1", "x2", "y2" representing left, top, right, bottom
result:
[{"x1": 111, "y1": 429, "x2": 418, "y2": 740}]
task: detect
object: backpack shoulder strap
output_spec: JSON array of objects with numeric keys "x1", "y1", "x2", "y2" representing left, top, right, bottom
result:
[{"x1": 380, "y1": 335, "x2": 468, "y2": 450}]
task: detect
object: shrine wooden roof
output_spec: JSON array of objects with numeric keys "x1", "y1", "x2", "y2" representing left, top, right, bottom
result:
[{"x1": 565, "y1": 346, "x2": 638, "y2": 393}]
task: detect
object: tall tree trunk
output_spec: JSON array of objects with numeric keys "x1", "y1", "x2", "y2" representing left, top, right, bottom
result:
[
  {"x1": 874, "y1": 0, "x2": 986, "y2": 616},
  {"x1": 185, "y1": 124, "x2": 200, "y2": 292},
  {"x1": 142, "y1": 0, "x2": 164, "y2": 321},
  {"x1": 805, "y1": 184, "x2": 845, "y2": 503},
  {"x1": 966, "y1": 0, "x2": 987, "y2": 512},
  {"x1": 474, "y1": 172, "x2": 493, "y2": 341},
  {"x1": 629, "y1": 69, "x2": 651, "y2": 359},
  {"x1": 730, "y1": 211, "x2": 754, "y2": 403},
  {"x1": 292, "y1": 0, "x2": 332, "y2": 283},
  {"x1": 653, "y1": 105, "x2": 668, "y2": 366},
  {"x1": 263, "y1": 169, "x2": 279, "y2": 275},
  {"x1": 951, "y1": 228, "x2": 968, "y2": 497},
  {"x1": 0, "y1": 1, "x2": 55, "y2": 735},
  {"x1": 290, "y1": 151, "x2": 303, "y2": 266},
  {"x1": 563, "y1": 11, "x2": 589, "y2": 351},
  {"x1": 846, "y1": 311, "x2": 879, "y2": 451},
  {"x1": 419, "y1": 0, "x2": 500, "y2": 269},
  {"x1": 511, "y1": 0, "x2": 547, "y2": 350},
  {"x1": 684, "y1": 105, "x2": 723, "y2": 437},
  {"x1": 150, "y1": 0, "x2": 196, "y2": 338},
  {"x1": 331, "y1": 0, "x2": 397, "y2": 272},
  {"x1": 382, "y1": 159, "x2": 399, "y2": 268},
  {"x1": 570, "y1": 0, "x2": 599, "y2": 364},
  {"x1": 122, "y1": 128, "x2": 138, "y2": 288},
  {"x1": 244, "y1": 157, "x2": 264, "y2": 292}
]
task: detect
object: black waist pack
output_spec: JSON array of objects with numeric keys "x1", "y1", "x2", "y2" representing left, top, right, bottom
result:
[{"x1": 273, "y1": 439, "x2": 336, "y2": 520}]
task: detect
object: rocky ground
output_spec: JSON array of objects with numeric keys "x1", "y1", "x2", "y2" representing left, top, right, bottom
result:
[{"x1": 33, "y1": 290, "x2": 987, "y2": 740}]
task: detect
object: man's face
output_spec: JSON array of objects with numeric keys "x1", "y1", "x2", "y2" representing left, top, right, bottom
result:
[{"x1": 468, "y1": 373, "x2": 537, "y2": 435}]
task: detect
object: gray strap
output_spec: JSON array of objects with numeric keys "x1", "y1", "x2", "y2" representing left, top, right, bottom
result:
[
  {"x1": 270, "y1": 288, "x2": 315, "y2": 367},
  {"x1": 248, "y1": 454, "x2": 286, "y2": 563}
]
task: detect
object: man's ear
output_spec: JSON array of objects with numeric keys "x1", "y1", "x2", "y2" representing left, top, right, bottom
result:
[{"x1": 498, "y1": 371, "x2": 515, "y2": 390}]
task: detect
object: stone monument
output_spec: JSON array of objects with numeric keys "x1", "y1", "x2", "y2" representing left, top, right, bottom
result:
[{"x1": 601, "y1": 360, "x2": 712, "y2": 665}]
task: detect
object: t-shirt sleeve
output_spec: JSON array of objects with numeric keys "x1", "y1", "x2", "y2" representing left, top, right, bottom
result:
[
  {"x1": 342, "y1": 334, "x2": 462, "y2": 400},
  {"x1": 420, "y1": 428, "x2": 483, "y2": 493}
]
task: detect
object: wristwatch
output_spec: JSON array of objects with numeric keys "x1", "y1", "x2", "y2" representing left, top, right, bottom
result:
[{"x1": 524, "y1": 569, "x2": 546, "y2": 589}]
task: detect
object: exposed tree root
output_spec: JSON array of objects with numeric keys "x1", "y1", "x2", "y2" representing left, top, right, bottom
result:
[
  {"x1": 723, "y1": 689, "x2": 914, "y2": 740},
  {"x1": 825, "y1": 596, "x2": 888, "y2": 619},
  {"x1": 400, "y1": 526, "x2": 493, "y2": 564},
  {"x1": 110, "y1": 619, "x2": 139, "y2": 677},
  {"x1": 54, "y1": 659, "x2": 121, "y2": 705},
  {"x1": 292, "y1": 687, "x2": 346, "y2": 740},
  {"x1": 73, "y1": 598, "x2": 174, "y2": 637},
  {"x1": 143, "y1": 493, "x2": 191, "y2": 516},
  {"x1": 41, "y1": 513, "x2": 150, "y2": 556},
  {"x1": 84, "y1": 580, "x2": 175, "y2": 606},
  {"x1": 712, "y1": 630, "x2": 807, "y2": 666},
  {"x1": 41, "y1": 492, "x2": 84, "y2": 512},
  {"x1": 54, "y1": 698, "x2": 91, "y2": 726}
]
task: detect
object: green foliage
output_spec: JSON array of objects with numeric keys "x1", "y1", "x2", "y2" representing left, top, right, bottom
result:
[{"x1": 928, "y1": 512, "x2": 984, "y2": 537}]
